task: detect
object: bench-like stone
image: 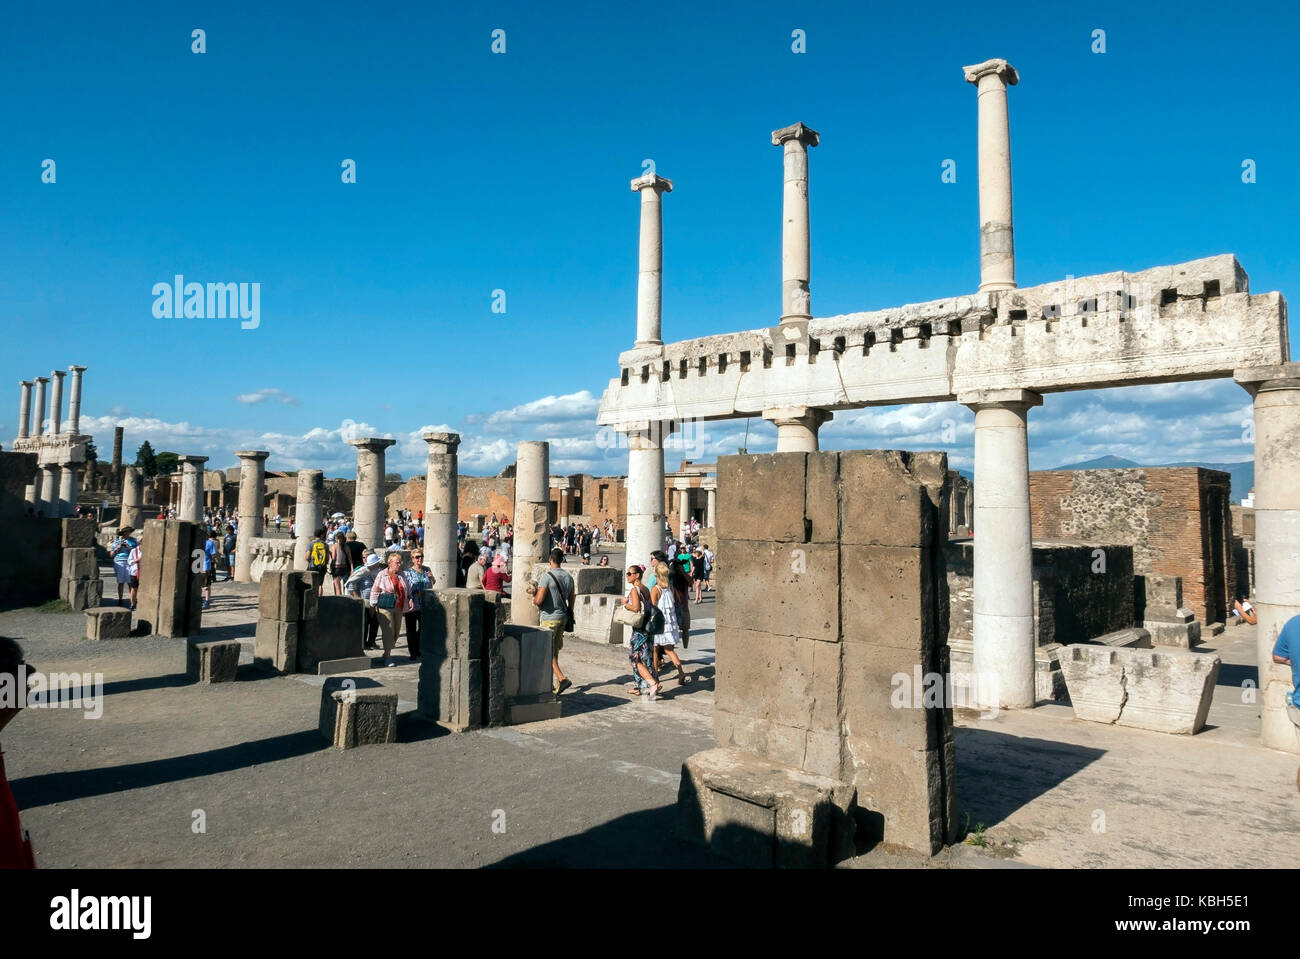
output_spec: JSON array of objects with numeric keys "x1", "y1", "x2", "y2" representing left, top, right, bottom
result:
[
  {"x1": 187, "y1": 639, "x2": 241, "y2": 683},
  {"x1": 678, "y1": 747, "x2": 857, "y2": 869},
  {"x1": 573, "y1": 593, "x2": 622, "y2": 644},
  {"x1": 319, "y1": 684, "x2": 397, "y2": 749},
  {"x1": 85, "y1": 606, "x2": 132, "y2": 640},
  {"x1": 1060, "y1": 644, "x2": 1220, "y2": 734},
  {"x1": 316, "y1": 656, "x2": 372, "y2": 675}
]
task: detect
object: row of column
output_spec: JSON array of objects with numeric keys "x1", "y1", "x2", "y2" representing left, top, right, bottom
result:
[{"x1": 16, "y1": 366, "x2": 86, "y2": 439}]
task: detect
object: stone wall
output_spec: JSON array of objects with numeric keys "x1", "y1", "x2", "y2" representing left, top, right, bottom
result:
[
  {"x1": 0, "y1": 516, "x2": 61, "y2": 610},
  {"x1": 0, "y1": 450, "x2": 36, "y2": 522},
  {"x1": 1029, "y1": 467, "x2": 1235, "y2": 626}
]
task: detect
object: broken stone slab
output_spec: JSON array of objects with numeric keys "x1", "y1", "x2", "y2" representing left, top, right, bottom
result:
[
  {"x1": 187, "y1": 639, "x2": 241, "y2": 683},
  {"x1": 1060, "y1": 644, "x2": 1220, "y2": 734},
  {"x1": 85, "y1": 606, "x2": 132, "y2": 640},
  {"x1": 316, "y1": 656, "x2": 373, "y2": 676},
  {"x1": 677, "y1": 746, "x2": 857, "y2": 869},
  {"x1": 1094, "y1": 627, "x2": 1152, "y2": 649},
  {"x1": 573, "y1": 593, "x2": 622, "y2": 644},
  {"x1": 1144, "y1": 616, "x2": 1202, "y2": 648},
  {"x1": 319, "y1": 679, "x2": 397, "y2": 749}
]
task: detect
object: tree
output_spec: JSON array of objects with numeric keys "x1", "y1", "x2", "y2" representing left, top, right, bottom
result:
[
  {"x1": 84, "y1": 441, "x2": 98, "y2": 463},
  {"x1": 384, "y1": 472, "x2": 402, "y2": 482},
  {"x1": 135, "y1": 441, "x2": 158, "y2": 478},
  {"x1": 155, "y1": 451, "x2": 180, "y2": 475}
]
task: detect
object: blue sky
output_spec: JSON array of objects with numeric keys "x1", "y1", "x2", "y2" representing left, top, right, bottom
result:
[{"x1": 1, "y1": 1, "x2": 1293, "y2": 480}]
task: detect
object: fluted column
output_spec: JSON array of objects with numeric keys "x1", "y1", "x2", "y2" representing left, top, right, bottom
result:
[
  {"x1": 771, "y1": 121, "x2": 819, "y2": 324},
  {"x1": 510, "y1": 441, "x2": 550, "y2": 626},
  {"x1": 293, "y1": 469, "x2": 324, "y2": 572},
  {"x1": 423, "y1": 432, "x2": 460, "y2": 589},
  {"x1": 235, "y1": 450, "x2": 269, "y2": 581},
  {"x1": 17, "y1": 382, "x2": 32, "y2": 440},
  {"x1": 631, "y1": 172, "x2": 673, "y2": 347},
  {"x1": 963, "y1": 58, "x2": 1019, "y2": 292},
  {"x1": 67, "y1": 365, "x2": 86, "y2": 434},
  {"x1": 349, "y1": 437, "x2": 396, "y2": 551}
]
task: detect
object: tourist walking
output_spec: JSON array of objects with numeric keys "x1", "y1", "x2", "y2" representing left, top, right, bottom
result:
[
  {"x1": 201, "y1": 529, "x2": 219, "y2": 610},
  {"x1": 403, "y1": 548, "x2": 433, "y2": 660},
  {"x1": 329, "y1": 532, "x2": 350, "y2": 596},
  {"x1": 621, "y1": 565, "x2": 661, "y2": 700},
  {"x1": 345, "y1": 554, "x2": 382, "y2": 650},
  {"x1": 369, "y1": 551, "x2": 409, "y2": 667},
  {"x1": 531, "y1": 548, "x2": 574, "y2": 699},
  {"x1": 650, "y1": 561, "x2": 692, "y2": 682},
  {"x1": 222, "y1": 525, "x2": 237, "y2": 581}
]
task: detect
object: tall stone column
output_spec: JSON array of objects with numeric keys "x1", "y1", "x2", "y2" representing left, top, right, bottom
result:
[
  {"x1": 510, "y1": 441, "x2": 551, "y2": 626},
  {"x1": 39, "y1": 464, "x2": 59, "y2": 517},
  {"x1": 58, "y1": 464, "x2": 78, "y2": 517},
  {"x1": 705, "y1": 485, "x2": 717, "y2": 529},
  {"x1": 624, "y1": 423, "x2": 667, "y2": 576},
  {"x1": 959, "y1": 388, "x2": 1042, "y2": 709},
  {"x1": 67, "y1": 365, "x2": 86, "y2": 434},
  {"x1": 1236, "y1": 363, "x2": 1300, "y2": 753},
  {"x1": 965, "y1": 485, "x2": 975, "y2": 529},
  {"x1": 235, "y1": 450, "x2": 270, "y2": 581},
  {"x1": 771, "y1": 122, "x2": 819, "y2": 325},
  {"x1": 766, "y1": 406, "x2": 832, "y2": 453},
  {"x1": 17, "y1": 381, "x2": 32, "y2": 439},
  {"x1": 32, "y1": 377, "x2": 48, "y2": 438},
  {"x1": 676, "y1": 483, "x2": 692, "y2": 540},
  {"x1": 48, "y1": 370, "x2": 65, "y2": 435},
  {"x1": 963, "y1": 58, "x2": 1019, "y2": 292},
  {"x1": 422, "y1": 432, "x2": 460, "y2": 589},
  {"x1": 177, "y1": 455, "x2": 208, "y2": 525},
  {"x1": 349, "y1": 437, "x2": 396, "y2": 551},
  {"x1": 122, "y1": 466, "x2": 145, "y2": 530},
  {"x1": 110, "y1": 426, "x2": 124, "y2": 495},
  {"x1": 631, "y1": 172, "x2": 673, "y2": 347},
  {"x1": 559, "y1": 486, "x2": 571, "y2": 524},
  {"x1": 293, "y1": 469, "x2": 324, "y2": 572}
]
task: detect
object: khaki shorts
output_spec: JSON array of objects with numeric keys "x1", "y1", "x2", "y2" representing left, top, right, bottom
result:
[{"x1": 542, "y1": 619, "x2": 564, "y2": 656}]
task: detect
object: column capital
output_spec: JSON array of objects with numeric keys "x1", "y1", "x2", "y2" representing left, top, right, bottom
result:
[
  {"x1": 177, "y1": 454, "x2": 210, "y2": 466},
  {"x1": 348, "y1": 436, "x2": 396, "y2": 449},
  {"x1": 34, "y1": 375, "x2": 49, "y2": 384},
  {"x1": 763, "y1": 406, "x2": 833, "y2": 428},
  {"x1": 958, "y1": 388, "x2": 1042, "y2": 411},
  {"x1": 20, "y1": 380, "x2": 32, "y2": 388},
  {"x1": 423, "y1": 431, "x2": 461, "y2": 453},
  {"x1": 1234, "y1": 362, "x2": 1300, "y2": 396},
  {"x1": 631, "y1": 173, "x2": 673, "y2": 195},
  {"x1": 68, "y1": 365, "x2": 87, "y2": 374},
  {"x1": 51, "y1": 369, "x2": 66, "y2": 380},
  {"x1": 963, "y1": 58, "x2": 1019, "y2": 86},
  {"x1": 235, "y1": 449, "x2": 270, "y2": 461},
  {"x1": 771, "y1": 122, "x2": 820, "y2": 147}
]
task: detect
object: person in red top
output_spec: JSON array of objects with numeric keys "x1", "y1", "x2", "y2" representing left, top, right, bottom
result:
[
  {"x1": 483, "y1": 555, "x2": 511, "y2": 595},
  {"x1": 0, "y1": 636, "x2": 35, "y2": 869}
]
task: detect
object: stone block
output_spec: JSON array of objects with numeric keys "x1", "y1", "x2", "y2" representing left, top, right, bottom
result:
[
  {"x1": 258, "y1": 570, "x2": 314, "y2": 623},
  {"x1": 840, "y1": 641, "x2": 946, "y2": 752},
  {"x1": 714, "y1": 627, "x2": 815, "y2": 733},
  {"x1": 573, "y1": 593, "x2": 621, "y2": 644},
  {"x1": 571, "y1": 565, "x2": 622, "y2": 595},
  {"x1": 187, "y1": 639, "x2": 241, "y2": 683},
  {"x1": 1095, "y1": 627, "x2": 1152, "y2": 649},
  {"x1": 1035, "y1": 644, "x2": 1067, "y2": 702},
  {"x1": 676, "y1": 747, "x2": 857, "y2": 868},
  {"x1": 61, "y1": 517, "x2": 95, "y2": 548},
  {"x1": 297, "y1": 595, "x2": 365, "y2": 672},
  {"x1": 1060, "y1": 644, "x2": 1221, "y2": 734},
  {"x1": 715, "y1": 540, "x2": 838, "y2": 643},
  {"x1": 316, "y1": 656, "x2": 371, "y2": 675},
  {"x1": 840, "y1": 544, "x2": 935, "y2": 651},
  {"x1": 506, "y1": 624, "x2": 554, "y2": 698},
  {"x1": 839, "y1": 451, "x2": 934, "y2": 548},
  {"x1": 254, "y1": 618, "x2": 299, "y2": 674},
  {"x1": 1142, "y1": 574, "x2": 1183, "y2": 619},
  {"x1": 505, "y1": 693, "x2": 562, "y2": 725},
  {"x1": 423, "y1": 588, "x2": 486, "y2": 661},
  {"x1": 319, "y1": 681, "x2": 397, "y2": 749},
  {"x1": 135, "y1": 519, "x2": 202, "y2": 638},
  {"x1": 61, "y1": 577, "x2": 103, "y2": 612},
  {"x1": 851, "y1": 744, "x2": 952, "y2": 854},
  {"x1": 85, "y1": 606, "x2": 132, "y2": 640},
  {"x1": 804, "y1": 452, "x2": 839, "y2": 544},
  {"x1": 62, "y1": 547, "x2": 98, "y2": 580},
  {"x1": 716, "y1": 453, "x2": 807, "y2": 542}
]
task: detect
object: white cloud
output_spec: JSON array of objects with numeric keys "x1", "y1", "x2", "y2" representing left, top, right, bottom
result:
[{"x1": 235, "y1": 388, "x2": 301, "y2": 406}]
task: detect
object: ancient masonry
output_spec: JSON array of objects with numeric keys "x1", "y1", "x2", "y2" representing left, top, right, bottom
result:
[
  {"x1": 596, "y1": 57, "x2": 1298, "y2": 755},
  {"x1": 13, "y1": 364, "x2": 92, "y2": 518}
]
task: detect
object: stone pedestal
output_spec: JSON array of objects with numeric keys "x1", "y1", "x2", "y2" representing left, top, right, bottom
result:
[
  {"x1": 423, "y1": 432, "x2": 460, "y2": 591},
  {"x1": 135, "y1": 519, "x2": 203, "y2": 638},
  {"x1": 292, "y1": 468, "x2": 324, "y2": 571},
  {"x1": 235, "y1": 450, "x2": 269, "y2": 582},
  {"x1": 963, "y1": 58, "x2": 1019, "y2": 292},
  {"x1": 320, "y1": 679, "x2": 397, "y2": 749},
  {"x1": 85, "y1": 606, "x2": 132, "y2": 640},
  {"x1": 177, "y1": 455, "x2": 208, "y2": 526},
  {"x1": 349, "y1": 437, "x2": 396, "y2": 552},
  {"x1": 509, "y1": 441, "x2": 550, "y2": 626},
  {"x1": 960, "y1": 389, "x2": 1042, "y2": 709},
  {"x1": 1236, "y1": 363, "x2": 1300, "y2": 753},
  {"x1": 187, "y1": 640, "x2": 241, "y2": 683}
]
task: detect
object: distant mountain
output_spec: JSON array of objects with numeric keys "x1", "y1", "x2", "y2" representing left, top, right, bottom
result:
[{"x1": 1047, "y1": 456, "x2": 1253, "y2": 503}]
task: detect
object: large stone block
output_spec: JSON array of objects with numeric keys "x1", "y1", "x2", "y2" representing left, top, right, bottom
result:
[
  {"x1": 423, "y1": 588, "x2": 487, "y2": 661},
  {"x1": 715, "y1": 626, "x2": 816, "y2": 733},
  {"x1": 297, "y1": 596, "x2": 365, "y2": 672},
  {"x1": 716, "y1": 454, "x2": 808, "y2": 542},
  {"x1": 1145, "y1": 616, "x2": 1202, "y2": 648},
  {"x1": 677, "y1": 747, "x2": 857, "y2": 868},
  {"x1": 804, "y1": 452, "x2": 840, "y2": 544},
  {"x1": 61, "y1": 517, "x2": 95, "y2": 548},
  {"x1": 571, "y1": 565, "x2": 622, "y2": 595},
  {"x1": 319, "y1": 680, "x2": 397, "y2": 749},
  {"x1": 716, "y1": 540, "x2": 838, "y2": 643},
  {"x1": 840, "y1": 544, "x2": 936, "y2": 651},
  {"x1": 506, "y1": 624, "x2": 554, "y2": 698},
  {"x1": 258, "y1": 570, "x2": 315, "y2": 623},
  {"x1": 62, "y1": 547, "x2": 98, "y2": 581},
  {"x1": 505, "y1": 693, "x2": 561, "y2": 725},
  {"x1": 187, "y1": 639, "x2": 240, "y2": 683},
  {"x1": 135, "y1": 519, "x2": 202, "y2": 638},
  {"x1": 61, "y1": 577, "x2": 103, "y2": 611},
  {"x1": 254, "y1": 618, "x2": 299, "y2": 674},
  {"x1": 850, "y1": 744, "x2": 953, "y2": 854},
  {"x1": 1059, "y1": 644, "x2": 1221, "y2": 734},
  {"x1": 839, "y1": 451, "x2": 935, "y2": 548},
  {"x1": 840, "y1": 642, "x2": 947, "y2": 752},
  {"x1": 573, "y1": 593, "x2": 621, "y2": 644},
  {"x1": 85, "y1": 606, "x2": 132, "y2": 640}
]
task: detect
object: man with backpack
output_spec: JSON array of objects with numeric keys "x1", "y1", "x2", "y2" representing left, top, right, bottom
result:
[
  {"x1": 309, "y1": 529, "x2": 329, "y2": 577},
  {"x1": 531, "y1": 547, "x2": 575, "y2": 700}
]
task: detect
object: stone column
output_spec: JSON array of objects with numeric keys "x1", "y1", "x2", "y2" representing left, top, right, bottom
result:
[
  {"x1": 1236, "y1": 363, "x2": 1300, "y2": 753},
  {"x1": 771, "y1": 122, "x2": 819, "y2": 325},
  {"x1": 631, "y1": 172, "x2": 673, "y2": 347},
  {"x1": 58, "y1": 464, "x2": 78, "y2": 517},
  {"x1": 110, "y1": 426, "x2": 124, "y2": 495},
  {"x1": 963, "y1": 58, "x2": 1019, "y2": 292},
  {"x1": 293, "y1": 469, "x2": 324, "y2": 572},
  {"x1": 510, "y1": 440, "x2": 550, "y2": 626},
  {"x1": 423, "y1": 432, "x2": 460, "y2": 590},
  {"x1": 965, "y1": 485, "x2": 974, "y2": 529},
  {"x1": 48, "y1": 370, "x2": 65, "y2": 435},
  {"x1": 959, "y1": 388, "x2": 1042, "y2": 709},
  {"x1": 706, "y1": 485, "x2": 717, "y2": 529},
  {"x1": 676, "y1": 483, "x2": 692, "y2": 540},
  {"x1": 559, "y1": 486, "x2": 571, "y2": 524},
  {"x1": 625, "y1": 422, "x2": 667, "y2": 576},
  {"x1": 67, "y1": 365, "x2": 86, "y2": 434},
  {"x1": 234, "y1": 450, "x2": 270, "y2": 581},
  {"x1": 17, "y1": 381, "x2": 32, "y2": 439},
  {"x1": 177, "y1": 455, "x2": 208, "y2": 525},
  {"x1": 766, "y1": 406, "x2": 832, "y2": 453},
  {"x1": 349, "y1": 437, "x2": 396, "y2": 551},
  {"x1": 39, "y1": 464, "x2": 59, "y2": 517},
  {"x1": 122, "y1": 466, "x2": 145, "y2": 530},
  {"x1": 32, "y1": 377, "x2": 48, "y2": 438}
]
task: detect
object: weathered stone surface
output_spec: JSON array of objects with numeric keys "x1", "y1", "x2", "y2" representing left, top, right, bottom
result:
[
  {"x1": 1060, "y1": 644, "x2": 1221, "y2": 734},
  {"x1": 508, "y1": 624, "x2": 553, "y2": 699},
  {"x1": 187, "y1": 639, "x2": 240, "y2": 683},
  {"x1": 254, "y1": 619, "x2": 299, "y2": 674},
  {"x1": 1145, "y1": 617, "x2": 1202, "y2": 648},
  {"x1": 804, "y1": 451, "x2": 839, "y2": 544},
  {"x1": 839, "y1": 451, "x2": 934, "y2": 548},
  {"x1": 60, "y1": 577, "x2": 102, "y2": 611},
  {"x1": 61, "y1": 547, "x2": 97, "y2": 581},
  {"x1": 677, "y1": 747, "x2": 856, "y2": 869},
  {"x1": 297, "y1": 596, "x2": 364, "y2": 672},
  {"x1": 716, "y1": 454, "x2": 807, "y2": 543},
  {"x1": 316, "y1": 656, "x2": 371, "y2": 675},
  {"x1": 715, "y1": 540, "x2": 838, "y2": 643},
  {"x1": 258, "y1": 570, "x2": 314, "y2": 623},
  {"x1": 135, "y1": 519, "x2": 202, "y2": 638},
  {"x1": 573, "y1": 593, "x2": 621, "y2": 644},
  {"x1": 423, "y1": 588, "x2": 486, "y2": 661},
  {"x1": 85, "y1": 606, "x2": 131, "y2": 640},
  {"x1": 840, "y1": 544, "x2": 935, "y2": 651},
  {"x1": 505, "y1": 694, "x2": 561, "y2": 725},
  {"x1": 570, "y1": 565, "x2": 622, "y2": 595},
  {"x1": 61, "y1": 517, "x2": 94, "y2": 548},
  {"x1": 319, "y1": 680, "x2": 397, "y2": 749}
]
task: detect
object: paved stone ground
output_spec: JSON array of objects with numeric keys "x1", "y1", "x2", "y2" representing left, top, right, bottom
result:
[{"x1": 2, "y1": 567, "x2": 1296, "y2": 868}]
